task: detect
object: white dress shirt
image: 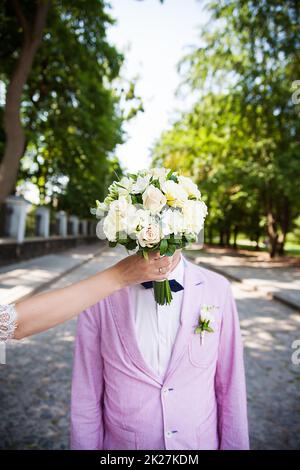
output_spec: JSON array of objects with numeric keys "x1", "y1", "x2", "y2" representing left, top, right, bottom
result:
[{"x1": 130, "y1": 255, "x2": 184, "y2": 380}]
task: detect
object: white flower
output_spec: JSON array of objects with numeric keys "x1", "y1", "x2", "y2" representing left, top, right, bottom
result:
[
  {"x1": 109, "y1": 195, "x2": 131, "y2": 215},
  {"x1": 142, "y1": 185, "x2": 167, "y2": 215},
  {"x1": 120, "y1": 176, "x2": 133, "y2": 190},
  {"x1": 137, "y1": 223, "x2": 161, "y2": 248},
  {"x1": 200, "y1": 305, "x2": 219, "y2": 325},
  {"x1": 131, "y1": 175, "x2": 151, "y2": 194},
  {"x1": 91, "y1": 201, "x2": 108, "y2": 218},
  {"x1": 178, "y1": 175, "x2": 201, "y2": 199},
  {"x1": 103, "y1": 197, "x2": 136, "y2": 240},
  {"x1": 126, "y1": 208, "x2": 151, "y2": 236},
  {"x1": 103, "y1": 211, "x2": 118, "y2": 242},
  {"x1": 182, "y1": 200, "x2": 208, "y2": 234},
  {"x1": 161, "y1": 208, "x2": 185, "y2": 236},
  {"x1": 201, "y1": 311, "x2": 215, "y2": 324},
  {"x1": 150, "y1": 168, "x2": 168, "y2": 178},
  {"x1": 149, "y1": 167, "x2": 170, "y2": 186},
  {"x1": 115, "y1": 177, "x2": 133, "y2": 197},
  {"x1": 162, "y1": 180, "x2": 188, "y2": 208}
]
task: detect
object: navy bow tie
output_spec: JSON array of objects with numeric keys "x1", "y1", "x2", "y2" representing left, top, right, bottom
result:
[{"x1": 141, "y1": 280, "x2": 184, "y2": 292}]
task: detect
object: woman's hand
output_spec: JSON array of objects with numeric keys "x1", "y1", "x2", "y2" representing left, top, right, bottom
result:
[{"x1": 112, "y1": 252, "x2": 176, "y2": 288}]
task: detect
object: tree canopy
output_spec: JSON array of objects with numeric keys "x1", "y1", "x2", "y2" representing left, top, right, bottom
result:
[
  {"x1": 152, "y1": 0, "x2": 300, "y2": 256},
  {"x1": 0, "y1": 0, "x2": 141, "y2": 216}
]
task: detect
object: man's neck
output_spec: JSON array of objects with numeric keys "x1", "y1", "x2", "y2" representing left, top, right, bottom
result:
[{"x1": 167, "y1": 252, "x2": 184, "y2": 284}]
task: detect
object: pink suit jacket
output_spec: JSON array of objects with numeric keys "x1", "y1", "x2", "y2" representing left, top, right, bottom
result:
[{"x1": 70, "y1": 257, "x2": 249, "y2": 450}]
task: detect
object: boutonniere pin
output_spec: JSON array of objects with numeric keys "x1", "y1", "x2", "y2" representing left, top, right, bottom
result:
[{"x1": 194, "y1": 305, "x2": 219, "y2": 345}]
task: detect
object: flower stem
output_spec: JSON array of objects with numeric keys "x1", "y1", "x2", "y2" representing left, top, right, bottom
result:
[{"x1": 153, "y1": 280, "x2": 173, "y2": 305}]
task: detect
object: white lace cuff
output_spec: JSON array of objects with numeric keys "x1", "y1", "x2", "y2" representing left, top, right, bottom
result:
[{"x1": 0, "y1": 304, "x2": 18, "y2": 342}]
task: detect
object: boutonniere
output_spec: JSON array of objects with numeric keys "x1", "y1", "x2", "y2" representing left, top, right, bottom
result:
[{"x1": 194, "y1": 304, "x2": 219, "y2": 345}]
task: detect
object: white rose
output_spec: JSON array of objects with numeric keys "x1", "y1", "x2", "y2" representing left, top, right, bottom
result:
[
  {"x1": 182, "y1": 200, "x2": 208, "y2": 234},
  {"x1": 142, "y1": 185, "x2": 167, "y2": 214},
  {"x1": 162, "y1": 180, "x2": 188, "y2": 208},
  {"x1": 131, "y1": 175, "x2": 151, "y2": 194},
  {"x1": 161, "y1": 208, "x2": 185, "y2": 236},
  {"x1": 137, "y1": 223, "x2": 161, "y2": 248},
  {"x1": 178, "y1": 175, "x2": 201, "y2": 199}
]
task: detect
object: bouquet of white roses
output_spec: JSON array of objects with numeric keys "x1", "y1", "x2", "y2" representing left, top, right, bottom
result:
[{"x1": 91, "y1": 168, "x2": 208, "y2": 305}]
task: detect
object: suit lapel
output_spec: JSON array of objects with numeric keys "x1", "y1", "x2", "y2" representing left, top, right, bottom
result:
[{"x1": 163, "y1": 257, "x2": 205, "y2": 382}]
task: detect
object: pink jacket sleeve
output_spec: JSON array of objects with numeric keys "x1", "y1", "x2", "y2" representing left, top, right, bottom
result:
[
  {"x1": 70, "y1": 303, "x2": 104, "y2": 450},
  {"x1": 215, "y1": 282, "x2": 250, "y2": 450}
]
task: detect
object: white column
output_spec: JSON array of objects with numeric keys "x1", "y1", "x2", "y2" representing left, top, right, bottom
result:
[
  {"x1": 56, "y1": 211, "x2": 67, "y2": 237},
  {"x1": 89, "y1": 221, "x2": 96, "y2": 236},
  {"x1": 35, "y1": 207, "x2": 50, "y2": 238},
  {"x1": 5, "y1": 196, "x2": 30, "y2": 243},
  {"x1": 69, "y1": 216, "x2": 79, "y2": 236},
  {"x1": 81, "y1": 220, "x2": 88, "y2": 236}
]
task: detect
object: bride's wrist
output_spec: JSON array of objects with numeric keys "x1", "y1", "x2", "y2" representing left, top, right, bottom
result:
[{"x1": 107, "y1": 263, "x2": 126, "y2": 291}]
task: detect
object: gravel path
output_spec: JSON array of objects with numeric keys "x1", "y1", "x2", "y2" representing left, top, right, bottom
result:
[{"x1": 0, "y1": 248, "x2": 299, "y2": 449}]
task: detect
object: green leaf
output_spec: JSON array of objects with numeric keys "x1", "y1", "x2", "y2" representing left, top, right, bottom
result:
[
  {"x1": 166, "y1": 244, "x2": 177, "y2": 256},
  {"x1": 159, "y1": 238, "x2": 168, "y2": 255},
  {"x1": 126, "y1": 239, "x2": 138, "y2": 250},
  {"x1": 205, "y1": 326, "x2": 214, "y2": 333},
  {"x1": 169, "y1": 174, "x2": 178, "y2": 183}
]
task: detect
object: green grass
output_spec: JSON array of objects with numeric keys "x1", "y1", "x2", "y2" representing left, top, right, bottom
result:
[
  {"x1": 185, "y1": 238, "x2": 300, "y2": 258},
  {"x1": 284, "y1": 243, "x2": 300, "y2": 257}
]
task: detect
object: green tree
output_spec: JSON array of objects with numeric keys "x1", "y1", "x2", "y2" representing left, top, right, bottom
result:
[
  {"x1": 153, "y1": 0, "x2": 300, "y2": 257},
  {"x1": 0, "y1": 0, "x2": 142, "y2": 216}
]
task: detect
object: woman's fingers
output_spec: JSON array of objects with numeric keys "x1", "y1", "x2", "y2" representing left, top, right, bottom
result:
[
  {"x1": 154, "y1": 256, "x2": 173, "y2": 269},
  {"x1": 149, "y1": 255, "x2": 173, "y2": 281},
  {"x1": 115, "y1": 250, "x2": 180, "y2": 286}
]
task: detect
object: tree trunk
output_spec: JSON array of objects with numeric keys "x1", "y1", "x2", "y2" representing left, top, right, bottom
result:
[
  {"x1": 233, "y1": 225, "x2": 238, "y2": 249},
  {"x1": 266, "y1": 209, "x2": 278, "y2": 258},
  {"x1": 277, "y1": 198, "x2": 290, "y2": 256},
  {"x1": 219, "y1": 229, "x2": 225, "y2": 246},
  {"x1": 255, "y1": 230, "x2": 260, "y2": 250},
  {"x1": 208, "y1": 226, "x2": 213, "y2": 245},
  {"x1": 225, "y1": 228, "x2": 231, "y2": 247},
  {"x1": 0, "y1": 0, "x2": 50, "y2": 204}
]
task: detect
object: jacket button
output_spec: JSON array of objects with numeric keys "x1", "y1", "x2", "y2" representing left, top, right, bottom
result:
[{"x1": 166, "y1": 430, "x2": 178, "y2": 438}]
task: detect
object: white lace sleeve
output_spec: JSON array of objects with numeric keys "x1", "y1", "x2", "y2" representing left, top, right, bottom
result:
[{"x1": 0, "y1": 304, "x2": 18, "y2": 342}]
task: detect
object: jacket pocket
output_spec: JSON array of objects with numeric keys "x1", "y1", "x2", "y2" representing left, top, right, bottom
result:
[
  {"x1": 188, "y1": 331, "x2": 219, "y2": 368},
  {"x1": 104, "y1": 418, "x2": 137, "y2": 450}
]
